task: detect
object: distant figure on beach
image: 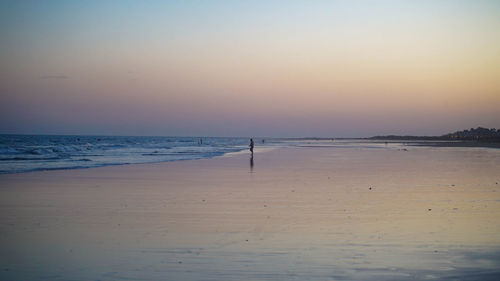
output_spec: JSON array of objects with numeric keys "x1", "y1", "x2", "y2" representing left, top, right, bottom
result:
[
  {"x1": 199, "y1": 138, "x2": 203, "y2": 145},
  {"x1": 250, "y1": 138, "x2": 254, "y2": 154},
  {"x1": 250, "y1": 139, "x2": 254, "y2": 172}
]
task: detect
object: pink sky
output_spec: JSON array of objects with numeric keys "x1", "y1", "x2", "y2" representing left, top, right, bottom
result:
[{"x1": 1, "y1": 1, "x2": 499, "y2": 137}]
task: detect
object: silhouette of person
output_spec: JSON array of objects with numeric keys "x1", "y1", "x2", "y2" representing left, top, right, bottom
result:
[{"x1": 249, "y1": 138, "x2": 254, "y2": 154}]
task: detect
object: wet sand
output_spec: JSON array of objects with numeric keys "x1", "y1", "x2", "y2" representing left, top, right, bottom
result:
[{"x1": 1, "y1": 146, "x2": 500, "y2": 280}]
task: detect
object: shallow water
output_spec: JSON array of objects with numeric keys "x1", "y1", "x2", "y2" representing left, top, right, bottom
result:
[
  {"x1": 0, "y1": 135, "x2": 253, "y2": 174},
  {"x1": 1, "y1": 144, "x2": 500, "y2": 280}
]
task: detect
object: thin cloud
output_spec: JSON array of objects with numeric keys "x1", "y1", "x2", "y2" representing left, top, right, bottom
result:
[{"x1": 40, "y1": 75, "x2": 70, "y2": 79}]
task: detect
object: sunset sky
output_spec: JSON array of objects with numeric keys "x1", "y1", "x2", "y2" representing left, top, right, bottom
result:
[{"x1": 1, "y1": 0, "x2": 499, "y2": 137}]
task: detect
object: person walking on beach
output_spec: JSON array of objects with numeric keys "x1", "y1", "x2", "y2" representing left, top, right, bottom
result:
[{"x1": 249, "y1": 138, "x2": 254, "y2": 154}]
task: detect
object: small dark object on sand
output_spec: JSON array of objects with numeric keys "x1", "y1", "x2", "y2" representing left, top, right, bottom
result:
[
  {"x1": 451, "y1": 184, "x2": 455, "y2": 187},
  {"x1": 428, "y1": 209, "x2": 432, "y2": 211},
  {"x1": 178, "y1": 261, "x2": 182, "y2": 264},
  {"x1": 369, "y1": 187, "x2": 372, "y2": 190}
]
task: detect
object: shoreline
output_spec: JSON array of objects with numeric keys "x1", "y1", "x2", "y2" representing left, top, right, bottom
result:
[
  {"x1": 0, "y1": 149, "x2": 247, "y2": 176},
  {"x1": 0, "y1": 146, "x2": 274, "y2": 177},
  {"x1": 2, "y1": 139, "x2": 499, "y2": 176}
]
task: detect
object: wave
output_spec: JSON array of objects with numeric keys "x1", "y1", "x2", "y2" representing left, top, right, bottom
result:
[
  {"x1": 0, "y1": 135, "x2": 252, "y2": 174},
  {"x1": 0, "y1": 156, "x2": 63, "y2": 161}
]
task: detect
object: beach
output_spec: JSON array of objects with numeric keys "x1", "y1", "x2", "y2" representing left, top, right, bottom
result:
[{"x1": 1, "y1": 145, "x2": 500, "y2": 280}]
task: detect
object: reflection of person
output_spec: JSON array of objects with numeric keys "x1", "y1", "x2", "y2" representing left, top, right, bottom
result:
[
  {"x1": 250, "y1": 154, "x2": 254, "y2": 171},
  {"x1": 249, "y1": 138, "x2": 254, "y2": 154}
]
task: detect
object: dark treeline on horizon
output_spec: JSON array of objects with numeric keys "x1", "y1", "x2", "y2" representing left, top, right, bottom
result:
[{"x1": 370, "y1": 127, "x2": 500, "y2": 142}]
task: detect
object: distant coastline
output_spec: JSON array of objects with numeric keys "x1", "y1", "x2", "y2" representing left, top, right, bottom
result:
[{"x1": 368, "y1": 127, "x2": 500, "y2": 148}]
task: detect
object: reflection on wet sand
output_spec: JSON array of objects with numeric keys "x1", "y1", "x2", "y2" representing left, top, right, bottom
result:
[
  {"x1": 1, "y1": 145, "x2": 500, "y2": 280},
  {"x1": 250, "y1": 154, "x2": 254, "y2": 172}
]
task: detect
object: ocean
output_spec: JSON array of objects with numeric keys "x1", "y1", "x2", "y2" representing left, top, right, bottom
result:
[{"x1": 0, "y1": 135, "x2": 257, "y2": 174}]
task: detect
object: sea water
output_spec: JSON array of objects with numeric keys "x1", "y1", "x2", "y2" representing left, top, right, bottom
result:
[{"x1": 0, "y1": 135, "x2": 256, "y2": 174}]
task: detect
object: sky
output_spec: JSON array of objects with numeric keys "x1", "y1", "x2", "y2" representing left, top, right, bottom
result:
[{"x1": 1, "y1": 0, "x2": 499, "y2": 137}]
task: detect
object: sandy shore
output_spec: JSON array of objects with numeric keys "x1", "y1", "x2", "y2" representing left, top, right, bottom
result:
[{"x1": 1, "y1": 146, "x2": 500, "y2": 280}]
